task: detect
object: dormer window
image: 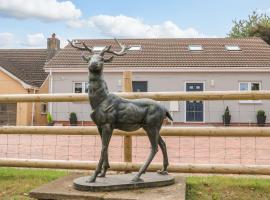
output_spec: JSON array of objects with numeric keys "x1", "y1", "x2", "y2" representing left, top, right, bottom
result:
[
  {"x1": 225, "y1": 45, "x2": 241, "y2": 51},
  {"x1": 93, "y1": 46, "x2": 106, "y2": 51},
  {"x1": 129, "y1": 45, "x2": 142, "y2": 51},
  {"x1": 188, "y1": 45, "x2": 203, "y2": 51}
]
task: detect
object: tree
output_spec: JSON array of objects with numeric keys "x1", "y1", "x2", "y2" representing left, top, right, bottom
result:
[{"x1": 228, "y1": 11, "x2": 270, "y2": 44}]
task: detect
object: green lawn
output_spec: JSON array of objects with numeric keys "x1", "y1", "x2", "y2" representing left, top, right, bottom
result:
[
  {"x1": 1, "y1": 167, "x2": 270, "y2": 200},
  {"x1": 0, "y1": 167, "x2": 67, "y2": 200},
  {"x1": 186, "y1": 176, "x2": 270, "y2": 200}
]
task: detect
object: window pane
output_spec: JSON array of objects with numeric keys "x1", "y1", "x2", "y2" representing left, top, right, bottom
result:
[
  {"x1": 75, "y1": 83, "x2": 82, "y2": 93},
  {"x1": 188, "y1": 45, "x2": 203, "y2": 51},
  {"x1": 41, "y1": 103, "x2": 47, "y2": 114},
  {"x1": 132, "y1": 81, "x2": 148, "y2": 92},
  {"x1": 84, "y1": 82, "x2": 89, "y2": 93},
  {"x1": 251, "y1": 83, "x2": 260, "y2": 91},
  {"x1": 240, "y1": 83, "x2": 248, "y2": 91}
]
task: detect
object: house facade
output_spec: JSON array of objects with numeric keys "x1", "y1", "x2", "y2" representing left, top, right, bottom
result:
[
  {"x1": 0, "y1": 34, "x2": 60, "y2": 125},
  {"x1": 45, "y1": 38, "x2": 270, "y2": 125}
]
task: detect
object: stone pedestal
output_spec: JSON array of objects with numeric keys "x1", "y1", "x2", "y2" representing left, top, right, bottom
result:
[{"x1": 30, "y1": 173, "x2": 186, "y2": 200}]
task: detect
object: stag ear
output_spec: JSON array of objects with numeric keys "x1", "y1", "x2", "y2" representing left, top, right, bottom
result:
[{"x1": 103, "y1": 56, "x2": 114, "y2": 63}]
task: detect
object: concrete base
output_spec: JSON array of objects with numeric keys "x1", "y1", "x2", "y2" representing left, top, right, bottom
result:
[
  {"x1": 30, "y1": 173, "x2": 186, "y2": 200},
  {"x1": 73, "y1": 172, "x2": 175, "y2": 192}
]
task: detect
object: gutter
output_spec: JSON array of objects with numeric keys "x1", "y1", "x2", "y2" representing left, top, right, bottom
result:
[{"x1": 44, "y1": 66, "x2": 270, "y2": 73}]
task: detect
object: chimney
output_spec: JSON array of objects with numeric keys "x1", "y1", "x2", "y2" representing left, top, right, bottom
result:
[{"x1": 47, "y1": 33, "x2": 60, "y2": 61}]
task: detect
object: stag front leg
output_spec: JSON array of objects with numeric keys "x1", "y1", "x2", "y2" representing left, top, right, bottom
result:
[
  {"x1": 96, "y1": 126, "x2": 110, "y2": 177},
  {"x1": 87, "y1": 124, "x2": 112, "y2": 183}
]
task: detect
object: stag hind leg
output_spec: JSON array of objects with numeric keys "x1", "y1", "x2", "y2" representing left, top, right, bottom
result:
[
  {"x1": 97, "y1": 126, "x2": 110, "y2": 177},
  {"x1": 157, "y1": 135, "x2": 169, "y2": 175},
  {"x1": 87, "y1": 124, "x2": 112, "y2": 183},
  {"x1": 132, "y1": 127, "x2": 160, "y2": 182}
]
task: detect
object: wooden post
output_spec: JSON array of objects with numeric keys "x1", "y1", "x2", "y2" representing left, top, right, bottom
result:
[{"x1": 123, "y1": 71, "x2": 133, "y2": 164}]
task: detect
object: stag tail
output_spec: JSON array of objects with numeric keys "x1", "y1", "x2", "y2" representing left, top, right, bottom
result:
[{"x1": 165, "y1": 110, "x2": 173, "y2": 121}]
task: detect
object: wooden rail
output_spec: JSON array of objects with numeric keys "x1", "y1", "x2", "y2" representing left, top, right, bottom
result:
[
  {"x1": 1, "y1": 126, "x2": 270, "y2": 137},
  {"x1": 0, "y1": 90, "x2": 270, "y2": 102},
  {"x1": 1, "y1": 159, "x2": 270, "y2": 175}
]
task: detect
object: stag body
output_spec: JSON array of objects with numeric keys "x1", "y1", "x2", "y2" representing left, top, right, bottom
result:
[{"x1": 69, "y1": 39, "x2": 172, "y2": 182}]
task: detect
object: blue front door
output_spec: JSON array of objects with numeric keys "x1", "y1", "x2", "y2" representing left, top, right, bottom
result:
[{"x1": 186, "y1": 83, "x2": 204, "y2": 122}]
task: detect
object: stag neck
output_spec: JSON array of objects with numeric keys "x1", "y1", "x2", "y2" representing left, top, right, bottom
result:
[{"x1": 88, "y1": 71, "x2": 109, "y2": 109}]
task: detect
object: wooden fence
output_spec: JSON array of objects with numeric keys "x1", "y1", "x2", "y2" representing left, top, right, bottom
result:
[{"x1": 1, "y1": 90, "x2": 270, "y2": 175}]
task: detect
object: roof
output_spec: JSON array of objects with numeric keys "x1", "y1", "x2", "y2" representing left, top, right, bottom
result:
[
  {"x1": 45, "y1": 37, "x2": 270, "y2": 70},
  {"x1": 0, "y1": 49, "x2": 48, "y2": 87}
]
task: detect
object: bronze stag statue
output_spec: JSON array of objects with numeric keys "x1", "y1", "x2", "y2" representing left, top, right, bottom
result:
[{"x1": 68, "y1": 39, "x2": 173, "y2": 182}]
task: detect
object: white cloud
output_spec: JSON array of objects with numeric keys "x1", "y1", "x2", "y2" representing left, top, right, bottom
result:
[
  {"x1": 0, "y1": 32, "x2": 15, "y2": 47},
  {"x1": 87, "y1": 15, "x2": 207, "y2": 38},
  {"x1": 66, "y1": 19, "x2": 88, "y2": 28},
  {"x1": 0, "y1": 0, "x2": 81, "y2": 21},
  {"x1": 25, "y1": 33, "x2": 46, "y2": 47}
]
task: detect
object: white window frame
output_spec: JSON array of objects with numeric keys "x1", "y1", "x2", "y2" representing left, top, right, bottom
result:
[
  {"x1": 188, "y1": 45, "x2": 203, "y2": 51},
  {"x1": 239, "y1": 82, "x2": 262, "y2": 104},
  {"x1": 225, "y1": 45, "x2": 241, "y2": 51},
  {"x1": 129, "y1": 45, "x2": 142, "y2": 51},
  {"x1": 93, "y1": 46, "x2": 106, "y2": 52},
  {"x1": 73, "y1": 82, "x2": 88, "y2": 93}
]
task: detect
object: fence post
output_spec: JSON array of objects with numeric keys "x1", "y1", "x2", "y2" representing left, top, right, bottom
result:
[{"x1": 123, "y1": 71, "x2": 133, "y2": 164}]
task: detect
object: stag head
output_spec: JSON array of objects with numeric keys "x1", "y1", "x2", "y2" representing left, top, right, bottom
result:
[{"x1": 68, "y1": 39, "x2": 130, "y2": 73}]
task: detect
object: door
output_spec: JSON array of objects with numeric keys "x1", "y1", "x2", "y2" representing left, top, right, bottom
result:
[{"x1": 186, "y1": 83, "x2": 204, "y2": 122}]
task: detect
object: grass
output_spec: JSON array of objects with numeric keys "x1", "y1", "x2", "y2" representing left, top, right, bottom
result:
[
  {"x1": 1, "y1": 168, "x2": 270, "y2": 200},
  {"x1": 0, "y1": 167, "x2": 67, "y2": 200},
  {"x1": 186, "y1": 176, "x2": 270, "y2": 200}
]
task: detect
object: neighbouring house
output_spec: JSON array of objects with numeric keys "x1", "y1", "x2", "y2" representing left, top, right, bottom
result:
[
  {"x1": 44, "y1": 37, "x2": 270, "y2": 126},
  {"x1": 0, "y1": 33, "x2": 60, "y2": 125}
]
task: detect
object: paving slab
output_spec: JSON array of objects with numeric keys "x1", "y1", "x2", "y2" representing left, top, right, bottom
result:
[{"x1": 30, "y1": 173, "x2": 186, "y2": 200}]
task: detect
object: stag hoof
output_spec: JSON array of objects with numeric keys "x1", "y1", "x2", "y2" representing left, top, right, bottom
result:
[
  {"x1": 157, "y1": 170, "x2": 168, "y2": 175},
  {"x1": 131, "y1": 176, "x2": 144, "y2": 182},
  {"x1": 86, "y1": 175, "x2": 96, "y2": 183},
  {"x1": 97, "y1": 172, "x2": 106, "y2": 177}
]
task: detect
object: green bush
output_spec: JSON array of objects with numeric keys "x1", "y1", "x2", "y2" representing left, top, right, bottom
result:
[
  {"x1": 47, "y1": 112, "x2": 54, "y2": 126},
  {"x1": 257, "y1": 110, "x2": 266, "y2": 126},
  {"x1": 222, "y1": 106, "x2": 231, "y2": 126},
  {"x1": 69, "y1": 112, "x2": 78, "y2": 126}
]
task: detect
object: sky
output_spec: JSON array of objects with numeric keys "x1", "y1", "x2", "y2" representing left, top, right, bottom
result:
[{"x1": 0, "y1": 0, "x2": 270, "y2": 48}]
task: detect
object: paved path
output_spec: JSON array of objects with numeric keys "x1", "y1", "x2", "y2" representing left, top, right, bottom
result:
[{"x1": 1, "y1": 133, "x2": 270, "y2": 165}]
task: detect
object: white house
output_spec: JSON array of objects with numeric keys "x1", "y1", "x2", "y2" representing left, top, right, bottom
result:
[{"x1": 44, "y1": 37, "x2": 270, "y2": 126}]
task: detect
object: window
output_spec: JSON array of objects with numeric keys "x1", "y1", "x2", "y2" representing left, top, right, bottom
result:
[
  {"x1": 188, "y1": 45, "x2": 203, "y2": 51},
  {"x1": 74, "y1": 82, "x2": 88, "y2": 93},
  {"x1": 0, "y1": 104, "x2": 7, "y2": 112},
  {"x1": 225, "y1": 45, "x2": 241, "y2": 51},
  {"x1": 93, "y1": 46, "x2": 106, "y2": 51},
  {"x1": 132, "y1": 81, "x2": 148, "y2": 92},
  {"x1": 239, "y1": 82, "x2": 261, "y2": 103},
  {"x1": 129, "y1": 45, "x2": 142, "y2": 51},
  {"x1": 41, "y1": 103, "x2": 47, "y2": 115}
]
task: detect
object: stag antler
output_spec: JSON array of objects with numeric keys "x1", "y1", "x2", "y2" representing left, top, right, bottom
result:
[
  {"x1": 100, "y1": 39, "x2": 131, "y2": 56},
  {"x1": 68, "y1": 40, "x2": 93, "y2": 53}
]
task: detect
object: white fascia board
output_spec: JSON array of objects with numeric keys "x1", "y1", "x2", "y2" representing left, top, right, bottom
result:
[{"x1": 45, "y1": 67, "x2": 270, "y2": 73}]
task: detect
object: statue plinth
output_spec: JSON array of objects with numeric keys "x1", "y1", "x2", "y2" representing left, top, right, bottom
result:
[{"x1": 73, "y1": 172, "x2": 175, "y2": 192}]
